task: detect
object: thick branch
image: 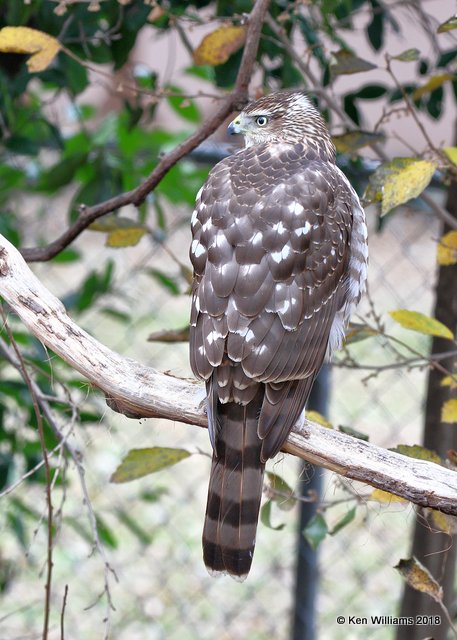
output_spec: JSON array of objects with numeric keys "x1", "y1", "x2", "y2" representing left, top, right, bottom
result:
[
  {"x1": 1, "y1": 234, "x2": 457, "y2": 515},
  {"x1": 20, "y1": 0, "x2": 271, "y2": 263}
]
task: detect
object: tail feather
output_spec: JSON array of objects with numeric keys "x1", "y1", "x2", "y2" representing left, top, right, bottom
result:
[{"x1": 202, "y1": 391, "x2": 265, "y2": 580}]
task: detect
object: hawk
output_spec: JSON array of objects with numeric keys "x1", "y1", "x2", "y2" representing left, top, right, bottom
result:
[{"x1": 189, "y1": 90, "x2": 368, "y2": 580}]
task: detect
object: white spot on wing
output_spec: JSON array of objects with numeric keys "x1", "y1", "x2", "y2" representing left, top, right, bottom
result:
[
  {"x1": 191, "y1": 239, "x2": 206, "y2": 258},
  {"x1": 245, "y1": 329, "x2": 255, "y2": 342},
  {"x1": 254, "y1": 344, "x2": 267, "y2": 356},
  {"x1": 295, "y1": 221, "x2": 311, "y2": 236},
  {"x1": 206, "y1": 330, "x2": 221, "y2": 345},
  {"x1": 202, "y1": 218, "x2": 212, "y2": 232},
  {"x1": 278, "y1": 300, "x2": 291, "y2": 314},
  {"x1": 272, "y1": 221, "x2": 287, "y2": 234},
  {"x1": 289, "y1": 202, "x2": 304, "y2": 216},
  {"x1": 271, "y1": 245, "x2": 291, "y2": 264},
  {"x1": 251, "y1": 231, "x2": 263, "y2": 245}
]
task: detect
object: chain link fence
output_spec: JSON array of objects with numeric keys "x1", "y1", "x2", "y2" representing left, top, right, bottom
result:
[{"x1": 1, "y1": 173, "x2": 443, "y2": 639}]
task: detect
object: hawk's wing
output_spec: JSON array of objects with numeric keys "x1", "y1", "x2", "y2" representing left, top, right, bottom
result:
[{"x1": 190, "y1": 142, "x2": 354, "y2": 459}]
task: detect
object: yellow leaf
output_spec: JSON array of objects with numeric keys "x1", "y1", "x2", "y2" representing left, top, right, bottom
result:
[
  {"x1": 106, "y1": 227, "x2": 147, "y2": 248},
  {"x1": 412, "y1": 74, "x2": 454, "y2": 100},
  {"x1": 364, "y1": 157, "x2": 437, "y2": 216},
  {"x1": 429, "y1": 510, "x2": 457, "y2": 535},
  {"x1": 437, "y1": 16, "x2": 457, "y2": 33},
  {"x1": 437, "y1": 230, "x2": 457, "y2": 266},
  {"x1": 89, "y1": 215, "x2": 148, "y2": 247},
  {"x1": 441, "y1": 375, "x2": 457, "y2": 388},
  {"x1": 395, "y1": 557, "x2": 443, "y2": 603},
  {"x1": 390, "y1": 444, "x2": 442, "y2": 465},
  {"x1": 370, "y1": 489, "x2": 408, "y2": 504},
  {"x1": 389, "y1": 309, "x2": 454, "y2": 340},
  {"x1": 193, "y1": 25, "x2": 247, "y2": 66},
  {"x1": 443, "y1": 146, "x2": 457, "y2": 165},
  {"x1": 0, "y1": 26, "x2": 61, "y2": 72},
  {"x1": 305, "y1": 410, "x2": 333, "y2": 429},
  {"x1": 382, "y1": 159, "x2": 437, "y2": 215},
  {"x1": 441, "y1": 399, "x2": 457, "y2": 424}
]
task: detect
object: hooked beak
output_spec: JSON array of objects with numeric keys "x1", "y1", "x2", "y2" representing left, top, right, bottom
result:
[{"x1": 227, "y1": 118, "x2": 242, "y2": 136}]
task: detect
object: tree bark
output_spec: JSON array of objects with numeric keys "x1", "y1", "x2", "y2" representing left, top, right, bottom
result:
[{"x1": 1, "y1": 233, "x2": 457, "y2": 515}]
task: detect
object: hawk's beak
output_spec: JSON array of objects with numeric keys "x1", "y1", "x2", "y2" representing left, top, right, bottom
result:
[{"x1": 227, "y1": 118, "x2": 242, "y2": 136}]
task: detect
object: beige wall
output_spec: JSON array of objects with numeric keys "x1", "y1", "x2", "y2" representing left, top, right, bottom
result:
[{"x1": 70, "y1": 1, "x2": 457, "y2": 156}]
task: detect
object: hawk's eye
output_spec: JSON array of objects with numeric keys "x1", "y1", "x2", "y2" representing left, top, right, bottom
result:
[{"x1": 255, "y1": 116, "x2": 268, "y2": 127}]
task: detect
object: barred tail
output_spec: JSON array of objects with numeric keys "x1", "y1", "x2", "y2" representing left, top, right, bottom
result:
[{"x1": 202, "y1": 397, "x2": 265, "y2": 581}]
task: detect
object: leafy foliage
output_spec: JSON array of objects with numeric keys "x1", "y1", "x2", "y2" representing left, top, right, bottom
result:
[{"x1": 0, "y1": 0, "x2": 457, "y2": 635}]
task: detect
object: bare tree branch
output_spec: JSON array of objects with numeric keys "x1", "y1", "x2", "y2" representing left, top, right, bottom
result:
[
  {"x1": 20, "y1": 0, "x2": 271, "y2": 263},
  {"x1": 1, "y1": 234, "x2": 457, "y2": 515},
  {"x1": 265, "y1": 14, "x2": 457, "y2": 231}
]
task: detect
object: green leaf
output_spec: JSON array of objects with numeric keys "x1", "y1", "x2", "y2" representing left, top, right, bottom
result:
[
  {"x1": 367, "y1": 0, "x2": 384, "y2": 51},
  {"x1": 65, "y1": 516, "x2": 92, "y2": 544},
  {"x1": 266, "y1": 472, "x2": 295, "y2": 511},
  {"x1": 364, "y1": 157, "x2": 437, "y2": 215},
  {"x1": 59, "y1": 53, "x2": 88, "y2": 95},
  {"x1": 330, "y1": 49, "x2": 377, "y2": 75},
  {"x1": 338, "y1": 425, "x2": 369, "y2": 441},
  {"x1": 260, "y1": 500, "x2": 285, "y2": 531},
  {"x1": 333, "y1": 130, "x2": 384, "y2": 154},
  {"x1": 147, "y1": 268, "x2": 181, "y2": 295},
  {"x1": 329, "y1": 506, "x2": 356, "y2": 535},
  {"x1": 390, "y1": 444, "x2": 442, "y2": 465},
  {"x1": 392, "y1": 48, "x2": 420, "y2": 62},
  {"x1": 116, "y1": 508, "x2": 153, "y2": 545},
  {"x1": 5, "y1": 134, "x2": 40, "y2": 155},
  {"x1": 395, "y1": 557, "x2": 443, "y2": 603},
  {"x1": 302, "y1": 513, "x2": 328, "y2": 550},
  {"x1": 51, "y1": 248, "x2": 81, "y2": 263},
  {"x1": 344, "y1": 323, "x2": 378, "y2": 345},
  {"x1": 95, "y1": 515, "x2": 118, "y2": 549},
  {"x1": 437, "y1": 16, "x2": 457, "y2": 33},
  {"x1": 166, "y1": 85, "x2": 201, "y2": 123},
  {"x1": 35, "y1": 152, "x2": 89, "y2": 192},
  {"x1": 389, "y1": 309, "x2": 454, "y2": 340},
  {"x1": 71, "y1": 261, "x2": 114, "y2": 313},
  {"x1": 7, "y1": 511, "x2": 27, "y2": 550},
  {"x1": 110, "y1": 447, "x2": 191, "y2": 483}
]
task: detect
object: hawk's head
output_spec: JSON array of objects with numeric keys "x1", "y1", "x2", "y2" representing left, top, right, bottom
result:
[{"x1": 228, "y1": 90, "x2": 334, "y2": 158}]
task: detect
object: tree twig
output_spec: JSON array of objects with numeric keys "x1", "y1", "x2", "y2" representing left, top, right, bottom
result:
[
  {"x1": 1, "y1": 234, "x2": 457, "y2": 515},
  {"x1": 265, "y1": 14, "x2": 457, "y2": 230},
  {"x1": 60, "y1": 585, "x2": 69, "y2": 640},
  {"x1": 0, "y1": 328, "x2": 117, "y2": 636},
  {"x1": 20, "y1": 0, "x2": 271, "y2": 263},
  {"x1": 0, "y1": 309, "x2": 54, "y2": 640}
]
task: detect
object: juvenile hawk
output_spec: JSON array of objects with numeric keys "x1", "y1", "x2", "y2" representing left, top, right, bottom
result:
[{"x1": 189, "y1": 90, "x2": 368, "y2": 580}]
